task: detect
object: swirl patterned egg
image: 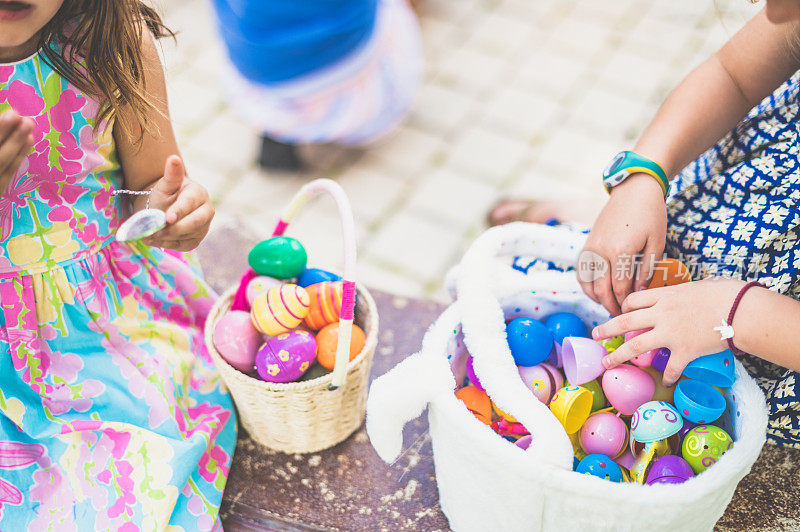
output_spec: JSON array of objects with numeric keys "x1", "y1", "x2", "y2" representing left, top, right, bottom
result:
[
  {"x1": 304, "y1": 281, "x2": 343, "y2": 331},
  {"x1": 255, "y1": 330, "x2": 317, "y2": 383},
  {"x1": 251, "y1": 284, "x2": 310, "y2": 335}
]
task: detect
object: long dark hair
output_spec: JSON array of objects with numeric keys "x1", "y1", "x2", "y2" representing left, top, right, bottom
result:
[{"x1": 36, "y1": 1, "x2": 174, "y2": 138}]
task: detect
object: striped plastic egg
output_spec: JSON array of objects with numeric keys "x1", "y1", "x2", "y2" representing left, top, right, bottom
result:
[
  {"x1": 304, "y1": 281, "x2": 343, "y2": 331},
  {"x1": 251, "y1": 284, "x2": 310, "y2": 335}
]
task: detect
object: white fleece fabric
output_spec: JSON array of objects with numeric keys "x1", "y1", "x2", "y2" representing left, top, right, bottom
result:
[{"x1": 366, "y1": 223, "x2": 769, "y2": 531}]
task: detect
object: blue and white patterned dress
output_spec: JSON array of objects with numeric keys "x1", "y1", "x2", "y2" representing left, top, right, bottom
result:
[{"x1": 666, "y1": 71, "x2": 800, "y2": 448}]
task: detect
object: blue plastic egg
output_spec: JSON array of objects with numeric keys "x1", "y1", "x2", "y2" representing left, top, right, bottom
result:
[
  {"x1": 682, "y1": 349, "x2": 735, "y2": 388},
  {"x1": 674, "y1": 379, "x2": 726, "y2": 424},
  {"x1": 297, "y1": 268, "x2": 341, "y2": 288},
  {"x1": 544, "y1": 312, "x2": 588, "y2": 344},
  {"x1": 506, "y1": 317, "x2": 554, "y2": 367},
  {"x1": 576, "y1": 453, "x2": 623, "y2": 482}
]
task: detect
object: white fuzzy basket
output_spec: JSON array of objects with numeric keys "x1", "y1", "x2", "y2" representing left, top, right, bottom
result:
[{"x1": 367, "y1": 223, "x2": 768, "y2": 531}]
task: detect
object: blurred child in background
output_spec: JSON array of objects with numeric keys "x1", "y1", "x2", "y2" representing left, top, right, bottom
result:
[{"x1": 210, "y1": 0, "x2": 422, "y2": 170}]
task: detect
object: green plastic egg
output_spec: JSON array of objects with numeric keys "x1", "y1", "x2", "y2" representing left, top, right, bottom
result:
[
  {"x1": 681, "y1": 425, "x2": 733, "y2": 474},
  {"x1": 566, "y1": 378, "x2": 606, "y2": 412},
  {"x1": 600, "y1": 335, "x2": 624, "y2": 353},
  {"x1": 248, "y1": 237, "x2": 307, "y2": 279}
]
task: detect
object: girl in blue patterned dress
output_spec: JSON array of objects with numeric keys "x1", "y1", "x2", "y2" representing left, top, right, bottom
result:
[
  {"x1": 585, "y1": 1, "x2": 800, "y2": 448},
  {"x1": 0, "y1": 0, "x2": 236, "y2": 529}
]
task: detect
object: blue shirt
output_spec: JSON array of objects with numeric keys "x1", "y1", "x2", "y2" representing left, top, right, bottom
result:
[{"x1": 211, "y1": 0, "x2": 378, "y2": 84}]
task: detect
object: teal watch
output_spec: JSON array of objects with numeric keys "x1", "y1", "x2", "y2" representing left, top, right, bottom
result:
[{"x1": 602, "y1": 151, "x2": 669, "y2": 197}]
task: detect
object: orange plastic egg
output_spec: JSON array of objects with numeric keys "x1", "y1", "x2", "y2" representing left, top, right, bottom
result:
[
  {"x1": 304, "y1": 281, "x2": 343, "y2": 330},
  {"x1": 316, "y1": 323, "x2": 366, "y2": 370},
  {"x1": 455, "y1": 386, "x2": 492, "y2": 425},
  {"x1": 648, "y1": 258, "x2": 692, "y2": 289}
]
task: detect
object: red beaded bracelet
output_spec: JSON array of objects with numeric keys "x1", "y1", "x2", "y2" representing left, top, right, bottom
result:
[{"x1": 722, "y1": 281, "x2": 766, "y2": 355}]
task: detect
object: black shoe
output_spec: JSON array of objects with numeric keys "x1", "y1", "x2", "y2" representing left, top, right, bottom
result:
[{"x1": 258, "y1": 135, "x2": 303, "y2": 171}]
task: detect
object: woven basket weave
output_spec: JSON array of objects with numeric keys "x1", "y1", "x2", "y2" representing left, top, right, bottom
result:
[
  {"x1": 204, "y1": 179, "x2": 379, "y2": 453},
  {"x1": 205, "y1": 283, "x2": 378, "y2": 453}
]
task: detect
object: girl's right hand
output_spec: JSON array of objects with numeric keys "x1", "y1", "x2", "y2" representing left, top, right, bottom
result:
[
  {"x1": 0, "y1": 109, "x2": 34, "y2": 195},
  {"x1": 578, "y1": 173, "x2": 667, "y2": 316}
]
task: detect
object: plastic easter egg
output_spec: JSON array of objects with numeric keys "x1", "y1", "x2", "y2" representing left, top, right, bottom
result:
[
  {"x1": 546, "y1": 341, "x2": 563, "y2": 368},
  {"x1": 561, "y1": 337, "x2": 607, "y2": 385},
  {"x1": 466, "y1": 356, "x2": 484, "y2": 391},
  {"x1": 648, "y1": 258, "x2": 692, "y2": 289},
  {"x1": 248, "y1": 237, "x2": 307, "y2": 279},
  {"x1": 576, "y1": 453, "x2": 623, "y2": 483},
  {"x1": 315, "y1": 323, "x2": 366, "y2": 370},
  {"x1": 623, "y1": 329, "x2": 658, "y2": 367},
  {"x1": 630, "y1": 401, "x2": 682, "y2": 449},
  {"x1": 616, "y1": 449, "x2": 636, "y2": 470},
  {"x1": 549, "y1": 386, "x2": 593, "y2": 434},
  {"x1": 251, "y1": 284, "x2": 310, "y2": 335},
  {"x1": 580, "y1": 412, "x2": 628, "y2": 458},
  {"x1": 681, "y1": 425, "x2": 733, "y2": 474},
  {"x1": 213, "y1": 310, "x2": 261, "y2": 372},
  {"x1": 601, "y1": 365, "x2": 655, "y2": 415},
  {"x1": 568, "y1": 430, "x2": 587, "y2": 460},
  {"x1": 678, "y1": 420, "x2": 698, "y2": 441},
  {"x1": 245, "y1": 276, "x2": 282, "y2": 307},
  {"x1": 674, "y1": 379, "x2": 726, "y2": 424},
  {"x1": 255, "y1": 330, "x2": 317, "y2": 383},
  {"x1": 304, "y1": 281, "x2": 343, "y2": 330},
  {"x1": 492, "y1": 401, "x2": 517, "y2": 423},
  {"x1": 600, "y1": 335, "x2": 624, "y2": 353},
  {"x1": 544, "y1": 312, "x2": 588, "y2": 344},
  {"x1": 455, "y1": 386, "x2": 492, "y2": 425},
  {"x1": 651, "y1": 347, "x2": 671, "y2": 373},
  {"x1": 518, "y1": 363, "x2": 562, "y2": 404},
  {"x1": 515, "y1": 435, "x2": 532, "y2": 450},
  {"x1": 448, "y1": 332, "x2": 469, "y2": 388},
  {"x1": 297, "y1": 267, "x2": 341, "y2": 288},
  {"x1": 506, "y1": 317, "x2": 554, "y2": 367},
  {"x1": 642, "y1": 367, "x2": 675, "y2": 403},
  {"x1": 629, "y1": 439, "x2": 673, "y2": 483},
  {"x1": 646, "y1": 455, "x2": 695, "y2": 485},
  {"x1": 582, "y1": 379, "x2": 606, "y2": 411},
  {"x1": 682, "y1": 349, "x2": 735, "y2": 388}
]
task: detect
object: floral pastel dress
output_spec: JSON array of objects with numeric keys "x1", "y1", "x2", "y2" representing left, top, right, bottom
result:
[{"x1": 0, "y1": 49, "x2": 236, "y2": 530}]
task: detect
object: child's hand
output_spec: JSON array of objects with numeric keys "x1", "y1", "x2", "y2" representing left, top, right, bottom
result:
[
  {"x1": 578, "y1": 173, "x2": 667, "y2": 315},
  {"x1": 590, "y1": 278, "x2": 745, "y2": 386},
  {"x1": 0, "y1": 110, "x2": 34, "y2": 195},
  {"x1": 140, "y1": 155, "x2": 214, "y2": 251}
]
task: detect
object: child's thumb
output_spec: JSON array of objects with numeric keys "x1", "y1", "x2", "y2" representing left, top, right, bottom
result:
[{"x1": 154, "y1": 155, "x2": 185, "y2": 196}]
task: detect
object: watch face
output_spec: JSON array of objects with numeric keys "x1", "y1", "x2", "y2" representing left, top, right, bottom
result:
[
  {"x1": 116, "y1": 209, "x2": 167, "y2": 243},
  {"x1": 603, "y1": 152, "x2": 626, "y2": 178}
]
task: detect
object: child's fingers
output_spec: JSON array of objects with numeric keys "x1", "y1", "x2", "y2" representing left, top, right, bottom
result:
[
  {"x1": 634, "y1": 237, "x2": 663, "y2": 292},
  {"x1": 601, "y1": 329, "x2": 661, "y2": 369},
  {"x1": 153, "y1": 155, "x2": 185, "y2": 200},
  {"x1": 612, "y1": 254, "x2": 635, "y2": 309},
  {"x1": 591, "y1": 309, "x2": 654, "y2": 341},
  {"x1": 147, "y1": 237, "x2": 202, "y2": 252},
  {"x1": 662, "y1": 353, "x2": 689, "y2": 387},
  {"x1": 165, "y1": 185, "x2": 207, "y2": 225},
  {"x1": 593, "y1": 269, "x2": 622, "y2": 316},
  {"x1": 154, "y1": 202, "x2": 213, "y2": 240},
  {"x1": 620, "y1": 288, "x2": 660, "y2": 313}
]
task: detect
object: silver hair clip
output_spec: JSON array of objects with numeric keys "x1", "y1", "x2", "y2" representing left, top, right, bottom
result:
[{"x1": 112, "y1": 189, "x2": 166, "y2": 243}]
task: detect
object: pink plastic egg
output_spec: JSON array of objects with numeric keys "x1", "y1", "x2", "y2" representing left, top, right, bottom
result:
[
  {"x1": 246, "y1": 276, "x2": 283, "y2": 307},
  {"x1": 213, "y1": 310, "x2": 261, "y2": 372},
  {"x1": 624, "y1": 330, "x2": 659, "y2": 367},
  {"x1": 255, "y1": 330, "x2": 317, "y2": 383},
  {"x1": 602, "y1": 365, "x2": 655, "y2": 415},
  {"x1": 580, "y1": 412, "x2": 628, "y2": 458},
  {"x1": 518, "y1": 363, "x2": 562, "y2": 404}
]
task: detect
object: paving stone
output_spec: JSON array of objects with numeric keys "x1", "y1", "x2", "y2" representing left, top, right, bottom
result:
[
  {"x1": 445, "y1": 127, "x2": 530, "y2": 183},
  {"x1": 406, "y1": 167, "x2": 499, "y2": 227}
]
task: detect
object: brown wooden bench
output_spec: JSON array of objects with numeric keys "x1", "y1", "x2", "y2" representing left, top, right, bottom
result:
[{"x1": 199, "y1": 223, "x2": 800, "y2": 532}]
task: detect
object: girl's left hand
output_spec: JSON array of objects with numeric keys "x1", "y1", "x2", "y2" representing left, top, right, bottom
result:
[
  {"x1": 139, "y1": 155, "x2": 214, "y2": 251},
  {"x1": 590, "y1": 278, "x2": 746, "y2": 386}
]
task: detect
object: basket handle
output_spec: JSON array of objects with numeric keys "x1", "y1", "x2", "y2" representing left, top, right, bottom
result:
[{"x1": 232, "y1": 178, "x2": 358, "y2": 391}]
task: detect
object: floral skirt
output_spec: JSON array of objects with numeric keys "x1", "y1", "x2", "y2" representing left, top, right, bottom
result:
[
  {"x1": 0, "y1": 239, "x2": 236, "y2": 530},
  {"x1": 666, "y1": 70, "x2": 800, "y2": 447}
]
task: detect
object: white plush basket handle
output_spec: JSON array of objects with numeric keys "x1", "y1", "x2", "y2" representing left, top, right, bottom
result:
[
  {"x1": 367, "y1": 305, "x2": 461, "y2": 463},
  {"x1": 456, "y1": 222, "x2": 598, "y2": 468}
]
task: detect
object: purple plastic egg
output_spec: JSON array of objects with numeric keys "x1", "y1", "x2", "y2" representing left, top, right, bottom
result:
[
  {"x1": 602, "y1": 365, "x2": 655, "y2": 415},
  {"x1": 213, "y1": 310, "x2": 261, "y2": 372},
  {"x1": 580, "y1": 412, "x2": 628, "y2": 458},
  {"x1": 515, "y1": 435, "x2": 532, "y2": 450},
  {"x1": 617, "y1": 449, "x2": 636, "y2": 470},
  {"x1": 518, "y1": 363, "x2": 562, "y2": 404},
  {"x1": 245, "y1": 276, "x2": 283, "y2": 307},
  {"x1": 255, "y1": 330, "x2": 317, "y2": 383},
  {"x1": 651, "y1": 348, "x2": 671, "y2": 373},
  {"x1": 678, "y1": 419, "x2": 698, "y2": 441},
  {"x1": 645, "y1": 455, "x2": 695, "y2": 485},
  {"x1": 466, "y1": 356, "x2": 484, "y2": 391}
]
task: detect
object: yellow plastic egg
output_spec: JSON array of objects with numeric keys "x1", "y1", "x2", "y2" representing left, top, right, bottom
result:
[{"x1": 251, "y1": 284, "x2": 310, "y2": 335}]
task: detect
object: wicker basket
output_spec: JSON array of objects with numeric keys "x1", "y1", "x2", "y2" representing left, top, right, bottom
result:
[{"x1": 204, "y1": 179, "x2": 379, "y2": 453}]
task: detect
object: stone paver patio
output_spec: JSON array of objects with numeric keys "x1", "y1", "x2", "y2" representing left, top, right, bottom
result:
[{"x1": 158, "y1": 0, "x2": 758, "y2": 300}]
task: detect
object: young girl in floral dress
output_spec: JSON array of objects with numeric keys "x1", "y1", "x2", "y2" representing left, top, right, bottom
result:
[{"x1": 0, "y1": 0, "x2": 235, "y2": 529}]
